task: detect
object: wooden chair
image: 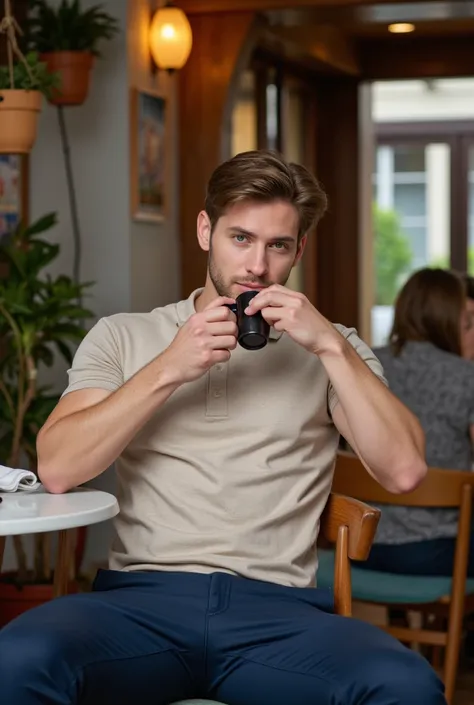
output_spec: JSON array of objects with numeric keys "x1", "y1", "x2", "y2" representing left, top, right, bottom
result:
[
  {"x1": 319, "y1": 450, "x2": 474, "y2": 704},
  {"x1": 171, "y1": 491, "x2": 381, "y2": 705}
]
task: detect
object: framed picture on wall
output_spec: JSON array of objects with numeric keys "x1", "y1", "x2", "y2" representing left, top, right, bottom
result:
[
  {"x1": 0, "y1": 154, "x2": 28, "y2": 240},
  {"x1": 130, "y1": 87, "x2": 167, "y2": 223}
]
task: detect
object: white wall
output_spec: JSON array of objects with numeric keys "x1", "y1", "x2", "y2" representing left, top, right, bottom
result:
[
  {"x1": 3, "y1": 0, "x2": 181, "y2": 573},
  {"x1": 128, "y1": 0, "x2": 181, "y2": 312}
]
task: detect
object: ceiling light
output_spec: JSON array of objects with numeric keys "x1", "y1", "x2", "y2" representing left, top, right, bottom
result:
[{"x1": 388, "y1": 23, "x2": 416, "y2": 34}]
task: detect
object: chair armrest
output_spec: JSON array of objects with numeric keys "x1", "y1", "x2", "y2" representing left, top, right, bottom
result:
[{"x1": 320, "y1": 492, "x2": 381, "y2": 561}]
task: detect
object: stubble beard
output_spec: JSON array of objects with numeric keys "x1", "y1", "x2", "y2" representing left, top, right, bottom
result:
[{"x1": 208, "y1": 247, "x2": 296, "y2": 299}]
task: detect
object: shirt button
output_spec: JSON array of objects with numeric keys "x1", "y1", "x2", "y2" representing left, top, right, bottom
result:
[
  {"x1": 215, "y1": 365, "x2": 222, "y2": 372},
  {"x1": 213, "y1": 390, "x2": 222, "y2": 398}
]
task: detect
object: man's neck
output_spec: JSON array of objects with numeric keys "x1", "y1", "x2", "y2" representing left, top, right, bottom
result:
[{"x1": 194, "y1": 278, "x2": 219, "y2": 313}]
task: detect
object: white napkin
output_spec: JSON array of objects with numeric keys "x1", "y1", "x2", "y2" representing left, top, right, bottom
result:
[{"x1": 0, "y1": 464, "x2": 40, "y2": 492}]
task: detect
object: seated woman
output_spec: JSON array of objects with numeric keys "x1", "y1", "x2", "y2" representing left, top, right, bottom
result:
[
  {"x1": 463, "y1": 273, "x2": 474, "y2": 360},
  {"x1": 364, "y1": 267, "x2": 474, "y2": 576}
]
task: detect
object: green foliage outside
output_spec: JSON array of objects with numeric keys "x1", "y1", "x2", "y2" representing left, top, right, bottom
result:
[
  {"x1": 374, "y1": 205, "x2": 413, "y2": 305},
  {"x1": 430, "y1": 249, "x2": 474, "y2": 272}
]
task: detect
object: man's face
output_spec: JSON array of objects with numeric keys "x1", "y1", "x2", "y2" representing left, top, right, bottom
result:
[
  {"x1": 197, "y1": 200, "x2": 306, "y2": 300},
  {"x1": 462, "y1": 297, "x2": 474, "y2": 360}
]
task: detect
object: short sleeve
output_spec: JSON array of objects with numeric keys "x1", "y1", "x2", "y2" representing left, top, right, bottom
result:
[
  {"x1": 328, "y1": 326, "x2": 388, "y2": 417},
  {"x1": 62, "y1": 317, "x2": 123, "y2": 396}
]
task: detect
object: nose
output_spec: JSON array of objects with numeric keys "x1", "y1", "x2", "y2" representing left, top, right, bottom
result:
[{"x1": 246, "y1": 244, "x2": 268, "y2": 279}]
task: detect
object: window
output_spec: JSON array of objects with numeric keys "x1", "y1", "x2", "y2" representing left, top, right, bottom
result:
[
  {"x1": 369, "y1": 79, "x2": 474, "y2": 346},
  {"x1": 372, "y1": 141, "x2": 451, "y2": 346}
]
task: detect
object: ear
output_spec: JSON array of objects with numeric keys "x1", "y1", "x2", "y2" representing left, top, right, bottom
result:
[
  {"x1": 293, "y1": 234, "x2": 307, "y2": 266},
  {"x1": 197, "y1": 211, "x2": 212, "y2": 252}
]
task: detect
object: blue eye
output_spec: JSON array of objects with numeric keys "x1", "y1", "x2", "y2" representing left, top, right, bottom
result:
[{"x1": 235, "y1": 234, "x2": 247, "y2": 243}]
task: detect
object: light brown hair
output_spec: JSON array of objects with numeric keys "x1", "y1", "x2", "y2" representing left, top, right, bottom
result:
[
  {"x1": 390, "y1": 268, "x2": 466, "y2": 357},
  {"x1": 204, "y1": 150, "x2": 328, "y2": 240}
]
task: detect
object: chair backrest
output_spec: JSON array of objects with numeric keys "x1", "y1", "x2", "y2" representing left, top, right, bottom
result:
[
  {"x1": 333, "y1": 451, "x2": 474, "y2": 508},
  {"x1": 320, "y1": 492, "x2": 381, "y2": 561}
]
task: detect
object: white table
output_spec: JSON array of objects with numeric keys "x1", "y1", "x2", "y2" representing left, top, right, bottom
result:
[{"x1": 0, "y1": 487, "x2": 119, "y2": 596}]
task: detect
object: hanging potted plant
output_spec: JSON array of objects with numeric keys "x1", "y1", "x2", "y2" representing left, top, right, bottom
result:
[
  {"x1": 0, "y1": 0, "x2": 58, "y2": 153},
  {"x1": 27, "y1": 0, "x2": 119, "y2": 107},
  {"x1": 0, "y1": 212, "x2": 94, "y2": 624}
]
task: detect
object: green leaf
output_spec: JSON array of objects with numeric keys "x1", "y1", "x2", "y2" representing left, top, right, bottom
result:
[
  {"x1": 0, "y1": 208, "x2": 95, "y2": 467},
  {"x1": 54, "y1": 338, "x2": 75, "y2": 365},
  {"x1": 26, "y1": 0, "x2": 119, "y2": 56},
  {"x1": 0, "y1": 51, "x2": 60, "y2": 96},
  {"x1": 21, "y1": 212, "x2": 58, "y2": 238}
]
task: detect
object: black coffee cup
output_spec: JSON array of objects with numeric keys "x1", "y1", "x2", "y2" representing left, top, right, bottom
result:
[{"x1": 226, "y1": 290, "x2": 269, "y2": 351}]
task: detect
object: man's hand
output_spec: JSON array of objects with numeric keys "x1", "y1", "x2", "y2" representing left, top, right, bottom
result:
[
  {"x1": 245, "y1": 284, "x2": 342, "y2": 356},
  {"x1": 162, "y1": 296, "x2": 238, "y2": 384}
]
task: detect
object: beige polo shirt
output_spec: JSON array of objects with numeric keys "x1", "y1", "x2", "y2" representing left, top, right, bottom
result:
[{"x1": 64, "y1": 288, "x2": 385, "y2": 588}]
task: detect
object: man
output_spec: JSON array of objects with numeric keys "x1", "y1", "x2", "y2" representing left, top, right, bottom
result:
[{"x1": 0, "y1": 150, "x2": 443, "y2": 705}]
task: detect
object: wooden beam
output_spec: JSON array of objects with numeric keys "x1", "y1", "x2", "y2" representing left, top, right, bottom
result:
[
  {"x1": 314, "y1": 77, "x2": 360, "y2": 328},
  {"x1": 359, "y1": 36, "x2": 474, "y2": 79},
  {"x1": 178, "y1": 12, "x2": 259, "y2": 298},
  {"x1": 269, "y1": 25, "x2": 360, "y2": 75},
  {"x1": 177, "y1": 0, "x2": 430, "y2": 14}
]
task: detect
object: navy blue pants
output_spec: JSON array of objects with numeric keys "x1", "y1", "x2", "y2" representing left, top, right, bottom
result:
[
  {"x1": 360, "y1": 532, "x2": 474, "y2": 576},
  {"x1": 0, "y1": 569, "x2": 445, "y2": 705}
]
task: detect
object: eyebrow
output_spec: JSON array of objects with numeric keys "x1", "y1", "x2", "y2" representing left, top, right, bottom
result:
[{"x1": 228, "y1": 226, "x2": 296, "y2": 243}]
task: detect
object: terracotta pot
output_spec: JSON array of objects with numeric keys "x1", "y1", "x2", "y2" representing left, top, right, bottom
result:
[
  {"x1": 0, "y1": 572, "x2": 78, "y2": 627},
  {"x1": 0, "y1": 90, "x2": 42, "y2": 154},
  {"x1": 41, "y1": 51, "x2": 94, "y2": 106}
]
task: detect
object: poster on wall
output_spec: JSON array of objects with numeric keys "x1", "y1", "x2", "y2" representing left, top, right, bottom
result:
[
  {"x1": 0, "y1": 155, "x2": 28, "y2": 240},
  {"x1": 130, "y1": 87, "x2": 166, "y2": 223}
]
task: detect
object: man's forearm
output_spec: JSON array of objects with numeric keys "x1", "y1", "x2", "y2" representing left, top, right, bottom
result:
[
  {"x1": 37, "y1": 357, "x2": 180, "y2": 493},
  {"x1": 320, "y1": 339, "x2": 426, "y2": 492}
]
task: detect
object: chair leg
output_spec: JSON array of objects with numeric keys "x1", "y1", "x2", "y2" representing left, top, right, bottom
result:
[
  {"x1": 53, "y1": 529, "x2": 72, "y2": 598},
  {"x1": 444, "y1": 615, "x2": 463, "y2": 705}
]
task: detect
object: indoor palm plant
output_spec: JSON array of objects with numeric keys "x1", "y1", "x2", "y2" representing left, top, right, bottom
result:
[
  {"x1": 0, "y1": 211, "x2": 93, "y2": 624},
  {"x1": 27, "y1": 0, "x2": 119, "y2": 106}
]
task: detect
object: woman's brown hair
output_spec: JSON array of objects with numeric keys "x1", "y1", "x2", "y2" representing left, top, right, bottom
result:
[
  {"x1": 462, "y1": 273, "x2": 474, "y2": 301},
  {"x1": 390, "y1": 268, "x2": 466, "y2": 356}
]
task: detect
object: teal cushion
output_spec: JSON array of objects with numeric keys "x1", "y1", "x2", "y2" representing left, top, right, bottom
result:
[{"x1": 317, "y1": 549, "x2": 474, "y2": 604}]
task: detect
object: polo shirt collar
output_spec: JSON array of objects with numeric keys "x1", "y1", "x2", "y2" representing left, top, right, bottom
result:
[{"x1": 176, "y1": 288, "x2": 283, "y2": 341}]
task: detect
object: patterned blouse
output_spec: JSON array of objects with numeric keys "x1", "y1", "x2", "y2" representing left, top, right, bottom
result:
[{"x1": 372, "y1": 341, "x2": 474, "y2": 544}]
